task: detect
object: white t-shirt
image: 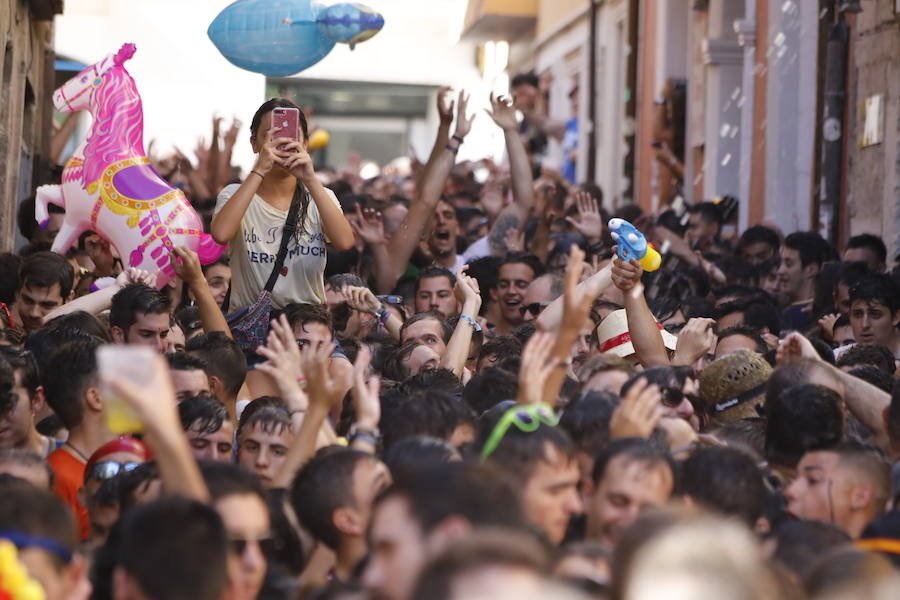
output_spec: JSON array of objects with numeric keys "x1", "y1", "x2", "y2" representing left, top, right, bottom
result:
[{"x1": 214, "y1": 184, "x2": 341, "y2": 311}]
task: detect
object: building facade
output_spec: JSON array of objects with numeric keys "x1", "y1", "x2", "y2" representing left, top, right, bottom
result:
[{"x1": 0, "y1": 0, "x2": 61, "y2": 252}]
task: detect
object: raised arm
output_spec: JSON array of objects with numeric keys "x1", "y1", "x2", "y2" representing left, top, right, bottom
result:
[
  {"x1": 536, "y1": 262, "x2": 613, "y2": 332},
  {"x1": 282, "y1": 142, "x2": 355, "y2": 251},
  {"x1": 41, "y1": 268, "x2": 157, "y2": 324},
  {"x1": 171, "y1": 246, "x2": 231, "y2": 337},
  {"x1": 612, "y1": 255, "x2": 669, "y2": 367},
  {"x1": 542, "y1": 246, "x2": 602, "y2": 405},
  {"x1": 103, "y1": 353, "x2": 208, "y2": 502},
  {"x1": 441, "y1": 267, "x2": 482, "y2": 378},
  {"x1": 379, "y1": 91, "x2": 476, "y2": 289},
  {"x1": 416, "y1": 87, "x2": 454, "y2": 195},
  {"x1": 210, "y1": 127, "x2": 284, "y2": 244}
]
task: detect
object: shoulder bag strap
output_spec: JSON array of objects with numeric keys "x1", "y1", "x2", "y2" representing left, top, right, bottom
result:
[{"x1": 262, "y1": 191, "x2": 303, "y2": 293}]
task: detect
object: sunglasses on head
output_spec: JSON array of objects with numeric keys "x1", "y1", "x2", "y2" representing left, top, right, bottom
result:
[
  {"x1": 85, "y1": 461, "x2": 141, "y2": 483},
  {"x1": 480, "y1": 404, "x2": 559, "y2": 462},
  {"x1": 660, "y1": 387, "x2": 700, "y2": 409},
  {"x1": 229, "y1": 534, "x2": 275, "y2": 557},
  {"x1": 518, "y1": 302, "x2": 549, "y2": 318}
]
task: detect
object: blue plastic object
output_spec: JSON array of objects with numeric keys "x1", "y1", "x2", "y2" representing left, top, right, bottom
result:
[
  {"x1": 608, "y1": 218, "x2": 661, "y2": 271},
  {"x1": 208, "y1": 0, "x2": 384, "y2": 77}
]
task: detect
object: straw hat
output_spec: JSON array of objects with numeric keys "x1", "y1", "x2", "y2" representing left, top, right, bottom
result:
[
  {"x1": 594, "y1": 309, "x2": 678, "y2": 358},
  {"x1": 699, "y1": 349, "x2": 772, "y2": 423}
]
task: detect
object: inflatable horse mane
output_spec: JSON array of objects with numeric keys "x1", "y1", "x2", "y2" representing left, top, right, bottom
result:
[{"x1": 36, "y1": 44, "x2": 223, "y2": 288}]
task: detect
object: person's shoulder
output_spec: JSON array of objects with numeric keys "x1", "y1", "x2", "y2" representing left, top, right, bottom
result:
[{"x1": 216, "y1": 183, "x2": 242, "y2": 202}]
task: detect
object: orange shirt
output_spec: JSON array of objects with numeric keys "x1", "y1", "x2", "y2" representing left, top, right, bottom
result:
[{"x1": 47, "y1": 447, "x2": 89, "y2": 540}]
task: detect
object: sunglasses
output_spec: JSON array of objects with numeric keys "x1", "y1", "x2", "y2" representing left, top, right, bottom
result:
[
  {"x1": 660, "y1": 388, "x2": 700, "y2": 409},
  {"x1": 518, "y1": 302, "x2": 549, "y2": 318},
  {"x1": 229, "y1": 535, "x2": 275, "y2": 557},
  {"x1": 85, "y1": 461, "x2": 142, "y2": 483},
  {"x1": 480, "y1": 404, "x2": 559, "y2": 462}
]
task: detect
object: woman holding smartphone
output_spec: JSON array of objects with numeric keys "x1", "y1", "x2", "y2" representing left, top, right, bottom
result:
[{"x1": 211, "y1": 98, "x2": 354, "y2": 312}]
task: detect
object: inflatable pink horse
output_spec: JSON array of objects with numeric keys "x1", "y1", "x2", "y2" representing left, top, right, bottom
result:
[{"x1": 35, "y1": 44, "x2": 223, "y2": 288}]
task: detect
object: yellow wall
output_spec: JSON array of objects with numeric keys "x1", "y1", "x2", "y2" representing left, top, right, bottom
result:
[{"x1": 536, "y1": 0, "x2": 587, "y2": 39}]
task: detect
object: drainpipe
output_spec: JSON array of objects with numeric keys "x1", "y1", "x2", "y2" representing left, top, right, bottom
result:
[{"x1": 587, "y1": 0, "x2": 598, "y2": 183}]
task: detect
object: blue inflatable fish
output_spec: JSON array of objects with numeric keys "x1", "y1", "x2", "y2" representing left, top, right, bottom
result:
[{"x1": 208, "y1": 0, "x2": 384, "y2": 77}]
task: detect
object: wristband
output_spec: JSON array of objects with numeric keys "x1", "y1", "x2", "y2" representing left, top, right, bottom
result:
[
  {"x1": 249, "y1": 170, "x2": 264, "y2": 180},
  {"x1": 445, "y1": 144, "x2": 459, "y2": 155},
  {"x1": 349, "y1": 431, "x2": 380, "y2": 447},
  {"x1": 451, "y1": 134, "x2": 465, "y2": 144},
  {"x1": 459, "y1": 314, "x2": 482, "y2": 332}
]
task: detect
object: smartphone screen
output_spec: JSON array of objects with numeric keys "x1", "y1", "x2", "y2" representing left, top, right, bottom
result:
[{"x1": 272, "y1": 107, "x2": 300, "y2": 147}]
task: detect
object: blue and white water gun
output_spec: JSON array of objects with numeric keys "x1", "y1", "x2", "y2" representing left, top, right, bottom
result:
[{"x1": 608, "y1": 218, "x2": 662, "y2": 272}]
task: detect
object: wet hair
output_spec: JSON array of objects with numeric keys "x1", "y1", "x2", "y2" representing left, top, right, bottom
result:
[
  {"x1": 462, "y1": 367, "x2": 517, "y2": 415},
  {"x1": 400, "y1": 367, "x2": 465, "y2": 397},
  {"x1": 381, "y1": 339, "x2": 424, "y2": 382},
  {"x1": 18, "y1": 251, "x2": 74, "y2": 300},
  {"x1": 117, "y1": 496, "x2": 229, "y2": 600},
  {"x1": 836, "y1": 260, "x2": 870, "y2": 290},
  {"x1": 186, "y1": 332, "x2": 247, "y2": 399},
  {"x1": 558, "y1": 390, "x2": 620, "y2": 457},
  {"x1": 115, "y1": 461, "x2": 161, "y2": 513},
  {"x1": 681, "y1": 446, "x2": 766, "y2": 527},
  {"x1": 379, "y1": 389, "x2": 473, "y2": 451},
  {"x1": 44, "y1": 310, "x2": 111, "y2": 341},
  {"x1": 784, "y1": 231, "x2": 834, "y2": 268},
  {"x1": 109, "y1": 283, "x2": 171, "y2": 333},
  {"x1": 620, "y1": 365, "x2": 693, "y2": 399},
  {"x1": 764, "y1": 383, "x2": 844, "y2": 469},
  {"x1": 174, "y1": 306, "x2": 203, "y2": 339},
  {"x1": 325, "y1": 273, "x2": 365, "y2": 292},
  {"x1": 474, "y1": 413, "x2": 576, "y2": 484},
  {"x1": 383, "y1": 436, "x2": 459, "y2": 483},
  {"x1": 849, "y1": 273, "x2": 900, "y2": 313},
  {"x1": 0, "y1": 448, "x2": 55, "y2": 489},
  {"x1": 738, "y1": 225, "x2": 780, "y2": 253},
  {"x1": 846, "y1": 234, "x2": 887, "y2": 266},
  {"x1": 290, "y1": 448, "x2": 379, "y2": 550},
  {"x1": 42, "y1": 337, "x2": 103, "y2": 429},
  {"x1": 0, "y1": 347, "x2": 39, "y2": 400},
  {"x1": 591, "y1": 437, "x2": 676, "y2": 486},
  {"x1": 688, "y1": 202, "x2": 722, "y2": 225},
  {"x1": 179, "y1": 394, "x2": 230, "y2": 434},
  {"x1": 250, "y1": 98, "x2": 312, "y2": 237},
  {"x1": 237, "y1": 403, "x2": 291, "y2": 441},
  {"x1": 714, "y1": 295, "x2": 782, "y2": 334},
  {"x1": 281, "y1": 302, "x2": 333, "y2": 333}
]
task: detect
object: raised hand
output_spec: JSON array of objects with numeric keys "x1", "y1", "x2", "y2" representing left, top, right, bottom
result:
[
  {"x1": 353, "y1": 204, "x2": 386, "y2": 246},
  {"x1": 479, "y1": 179, "x2": 505, "y2": 220},
  {"x1": 299, "y1": 340, "x2": 344, "y2": 411},
  {"x1": 561, "y1": 245, "x2": 602, "y2": 332},
  {"x1": 610, "y1": 249, "x2": 643, "y2": 292},
  {"x1": 818, "y1": 313, "x2": 839, "y2": 342},
  {"x1": 609, "y1": 379, "x2": 663, "y2": 440},
  {"x1": 453, "y1": 90, "x2": 476, "y2": 139},
  {"x1": 503, "y1": 227, "x2": 525, "y2": 253},
  {"x1": 344, "y1": 285, "x2": 382, "y2": 315},
  {"x1": 280, "y1": 141, "x2": 317, "y2": 184},
  {"x1": 170, "y1": 246, "x2": 204, "y2": 287},
  {"x1": 517, "y1": 331, "x2": 557, "y2": 405},
  {"x1": 352, "y1": 345, "x2": 381, "y2": 431},
  {"x1": 256, "y1": 315, "x2": 308, "y2": 413},
  {"x1": 223, "y1": 117, "x2": 242, "y2": 146},
  {"x1": 253, "y1": 126, "x2": 289, "y2": 176},
  {"x1": 566, "y1": 190, "x2": 603, "y2": 244},
  {"x1": 486, "y1": 93, "x2": 518, "y2": 132},
  {"x1": 671, "y1": 318, "x2": 717, "y2": 365},
  {"x1": 116, "y1": 267, "x2": 157, "y2": 289},
  {"x1": 777, "y1": 331, "x2": 820, "y2": 364},
  {"x1": 454, "y1": 266, "x2": 482, "y2": 312},
  {"x1": 437, "y1": 86, "x2": 455, "y2": 127}
]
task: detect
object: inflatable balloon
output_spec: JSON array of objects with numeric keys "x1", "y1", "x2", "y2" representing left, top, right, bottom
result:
[
  {"x1": 35, "y1": 44, "x2": 224, "y2": 289},
  {"x1": 208, "y1": 0, "x2": 384, "y2": 76},
  {"x1": 308, "y1": 128, "x2": 330, "y2": 151}
]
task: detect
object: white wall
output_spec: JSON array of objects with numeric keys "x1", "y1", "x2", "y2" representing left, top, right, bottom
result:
[{"x1": 55, "y1": 0, "x2": 501, "y2": 171}]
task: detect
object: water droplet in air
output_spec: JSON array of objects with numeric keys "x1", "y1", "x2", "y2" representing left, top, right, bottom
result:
[{"x1": 721, "y1": 153, "x2": 732, "y2": 167}]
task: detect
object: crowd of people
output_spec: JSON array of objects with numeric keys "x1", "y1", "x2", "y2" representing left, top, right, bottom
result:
[{"x1": 1, "y1": 78, "x2": 900, "y2": 600}]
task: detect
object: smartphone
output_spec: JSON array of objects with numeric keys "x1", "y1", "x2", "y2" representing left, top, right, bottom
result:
[
  {"x1": 272, "y1": 107, "x2": 300, "y2": 148},
  {"x1": 98, "y1": 345, "x2": 156, "y2": 434}
]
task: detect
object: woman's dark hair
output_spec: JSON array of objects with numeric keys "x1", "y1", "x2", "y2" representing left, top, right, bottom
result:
[{"x1": 250, "y1": 98, "x2": 312, "y2": 237}]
